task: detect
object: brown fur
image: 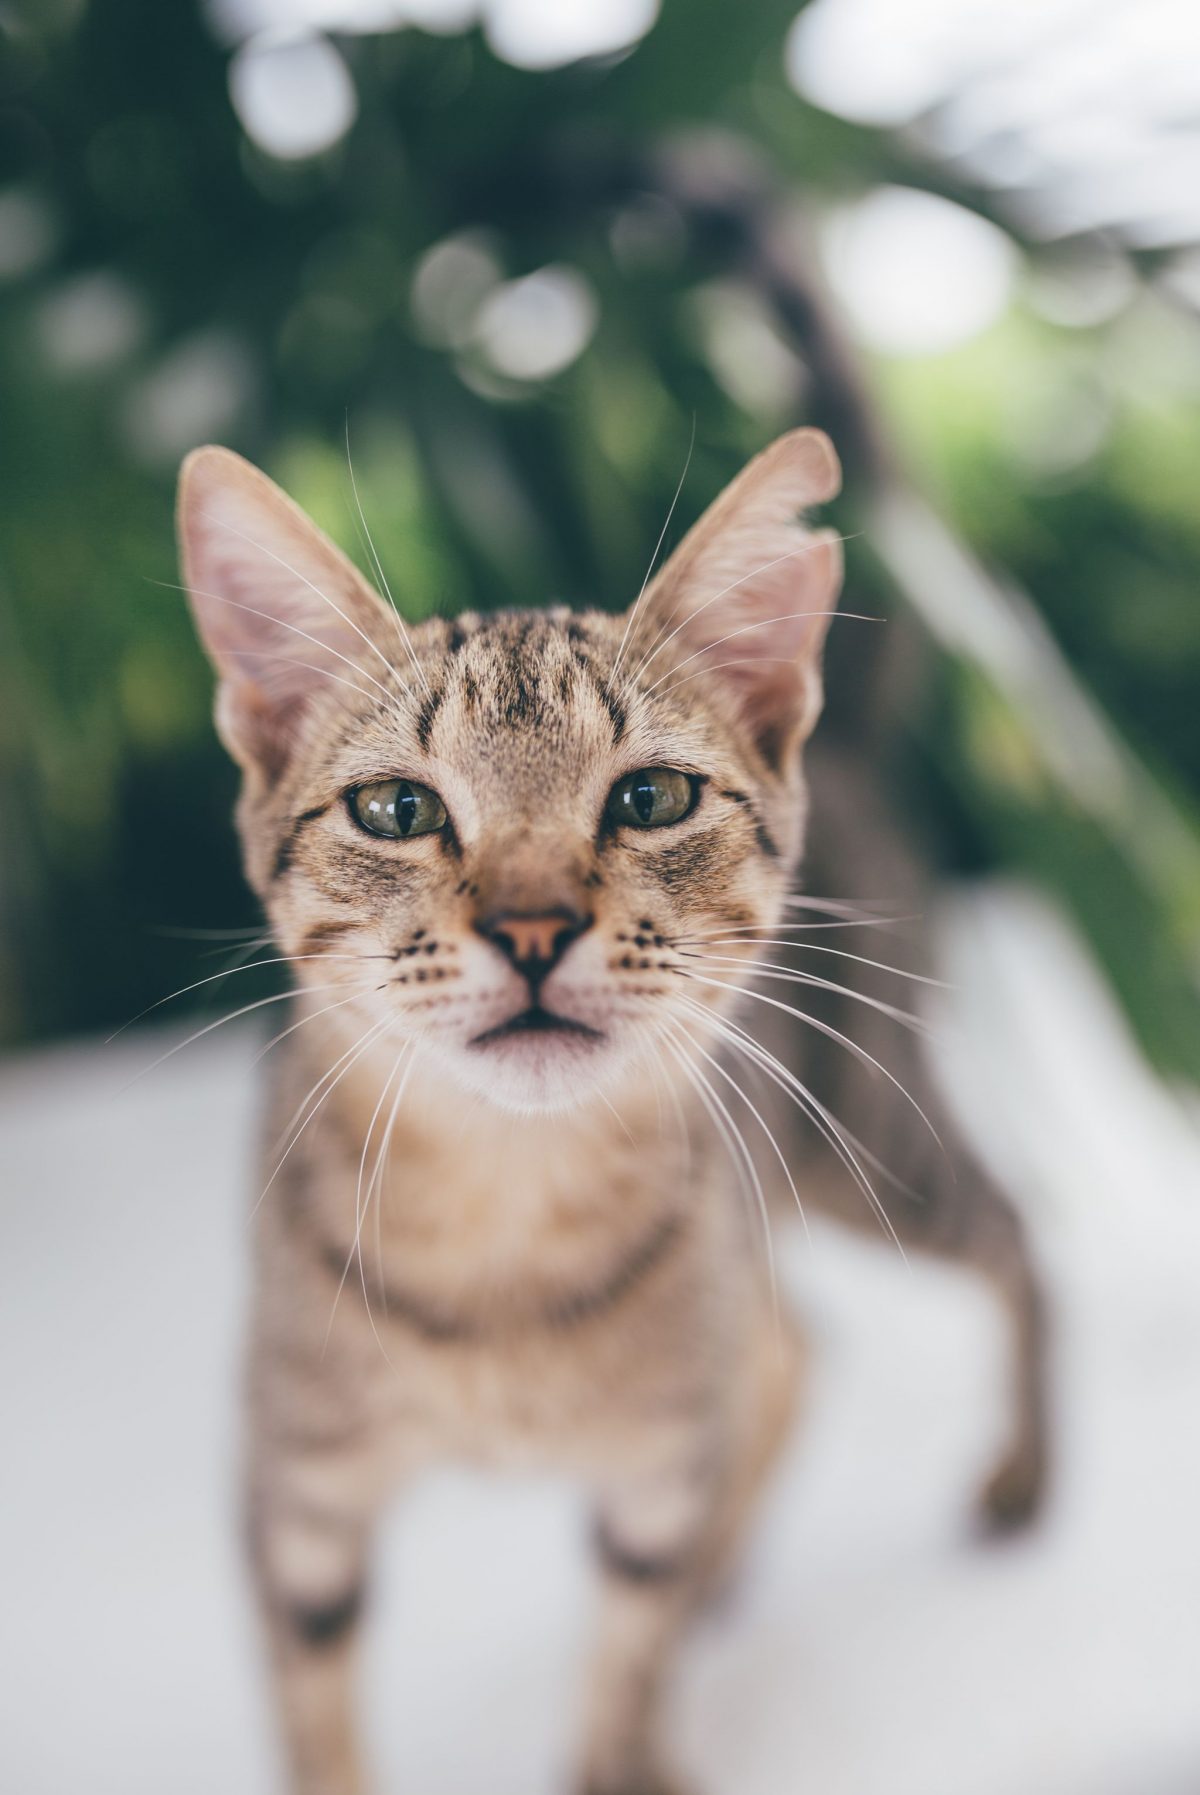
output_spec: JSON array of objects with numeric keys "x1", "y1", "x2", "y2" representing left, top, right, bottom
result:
[{"x1": 178, "y1": 430, "x2": 1047, "y2": 1795}]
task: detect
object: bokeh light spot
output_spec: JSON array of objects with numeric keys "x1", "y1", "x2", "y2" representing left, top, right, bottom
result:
[
  {"x1": 229, "y1": 30, "x2": 358, "y2": 161},
  {"x1": 474, "y1": 265, "x2": 598, "y2": 380},
  {"x1": 821, "y1": 186, "x2": 1016, "y2": 356},
  {"x1": 484, "y1": 0, "x2": 658, "y2": 70}
]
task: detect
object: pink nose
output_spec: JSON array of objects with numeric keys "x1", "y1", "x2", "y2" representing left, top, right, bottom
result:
[{"x1": 475, "y1": 909, "x2": 592, "y2": 981}]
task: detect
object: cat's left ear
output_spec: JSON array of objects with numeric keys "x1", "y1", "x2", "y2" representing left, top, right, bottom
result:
[
  {"x1": 630, "y1": 429, "x2": 843, "y2": 768},
  {"x1": 177, "y1": 445, "x2": 400, "y2": 780}
]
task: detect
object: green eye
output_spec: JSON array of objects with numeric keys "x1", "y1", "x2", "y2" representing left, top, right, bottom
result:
[
  {"x1": 606, "y1": 768, "x2": 697, "y2": 830},
  {"x1": 349, "y1": 778, "x2": 447, "y2": 840}
]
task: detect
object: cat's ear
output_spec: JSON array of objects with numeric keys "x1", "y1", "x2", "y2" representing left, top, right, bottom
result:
[
  {"x1": 177, "y1": 446, "x2": 397, "y2": 778},
  {"x1": 632, "y1": 429, "x2": 843, "y2": 767}
]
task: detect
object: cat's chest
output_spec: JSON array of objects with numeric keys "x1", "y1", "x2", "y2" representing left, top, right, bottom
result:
[
  {"x1": 355, "y1": 1126, "x2": 683, "y2": 1328},
  {"x1": 309, "y1": 1058, "x2": 688, "y2": 1303}
]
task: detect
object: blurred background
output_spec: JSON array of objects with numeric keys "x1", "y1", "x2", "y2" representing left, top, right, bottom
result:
[
  {"x1": 2, "y1": 0, "x2": 1199, "y2": 1067},
  {"x1": 2, "y1": 1, "x2": 1199, "y2": 1792}
]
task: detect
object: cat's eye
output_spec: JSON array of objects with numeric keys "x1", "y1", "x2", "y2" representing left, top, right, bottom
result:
[
  {"x1": 606, "y1": 768, "x2": 697, "y2": 831},
  {"x1": 349, "y1": 778, "x2": 447, "y2": 840}
]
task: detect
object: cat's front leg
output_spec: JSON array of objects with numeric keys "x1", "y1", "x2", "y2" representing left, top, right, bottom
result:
[
  {"x1": 247, "y1": 1427, "x2": 389, "y2": 1795},
  {"x1": 577, "y1": 1308, "x2": 805, "y2": 1795}
]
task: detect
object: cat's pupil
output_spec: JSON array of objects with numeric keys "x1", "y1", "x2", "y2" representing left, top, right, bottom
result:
[
  {"x1": 394, "y1": 782, "x2": 417, "y2": 836},
  {"x1": 633, "y1": 777, "x2": 656, "y2": 824}
]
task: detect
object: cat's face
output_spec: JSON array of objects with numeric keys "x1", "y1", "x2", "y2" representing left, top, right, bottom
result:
[{"x1": 178, "y1": 432, "x2": 842, "y2": 1112}]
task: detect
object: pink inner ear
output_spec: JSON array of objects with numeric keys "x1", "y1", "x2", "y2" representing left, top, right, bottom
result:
[
  {"x1": 625, "y1": 430, "x2": 844, "y2": 757},
  {"x1": 192, "y1": 518, "x2": 353, "y2": 705},
  {"x1": 662, "y1": 527, "x2": 843, "y2": 756},
  {"x1": 179, "y1": 448, "x2": 398, "y2": 776}
]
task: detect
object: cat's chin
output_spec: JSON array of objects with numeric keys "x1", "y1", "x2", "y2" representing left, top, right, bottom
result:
[{"x1": 438, "y1": 1025, "x2": 621, "y2": 1116}]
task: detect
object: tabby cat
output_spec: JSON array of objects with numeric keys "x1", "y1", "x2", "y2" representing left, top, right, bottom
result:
[{"x1": 178, "y1": 429, "x2": 1047, "y2": 1795}]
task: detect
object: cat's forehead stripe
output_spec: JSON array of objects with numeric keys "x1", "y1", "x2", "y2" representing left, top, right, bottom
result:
[{"x1": 416, "y1": 609, "x2": 625, "y2": 749}]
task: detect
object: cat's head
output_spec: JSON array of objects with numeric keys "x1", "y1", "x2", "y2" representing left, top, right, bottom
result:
[{"x1": 178, "y1": 431, "x2": 843, "y2": 1113}]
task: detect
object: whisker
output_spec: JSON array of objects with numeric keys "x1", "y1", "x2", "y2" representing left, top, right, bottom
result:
[
  {"x1": 345, "y1": 418, "x2": 433, "y2": 698},
  {"x1": 630, "y1": 534, "x2": 868, "y2": 686},
  {"x1": 673, "y1": 992, "x2": 911, "y2": 1257},
  {"x1": 251, "y1": 1010, "x2": 396, "y2": 1218},
  {"x1": 324, "y1": 1043, "x2": 413, "y2": 1365},
  {"x1": 150, "y1": 924, "x2": 265, "y2": 941},
  {"x1": 224, "y1": 647, "x2": 396, "y2": 713},
  {"x1": 660, "y1": 1023, "x2": 780, "y2": 1330},
  {"x1": 250, "y1": 985, "x2": 383, "y2": 1068},
  {"x1": 198, "y1": 933, "x2": 274, "y2": 961},
  {"x1": 678, "y1": 953, "x2": 933, "y2": 1036},
  {"x1": 595, "y1": 1087, "x2": 637, "y2": 1148},
  {"x1": 368, "y1": 1048, "x2": 420, "y2": 1322},
  {"x1": 119, "y1": 980, "x2": 380, "y2": 1090},
  {"x1": 672, "y1": 1016, "x2": 810, "y2": 1246},
  {"x1": 781, "y1": 895, "x2": 901, "y2": 917},
  {"x1": 635, "y1": 1022, "x2": 692, "y2": 1168},
  {"x1": 353, "y1": 1042, "x2": 418, "y2": 1355},
  {"x1": 200, "y1": 509, "x2": 416, "y2": 703},
  {"x1": 645, "y1": 606, "x2": 881, "y2": 696},
  {"x1": 107, "y1": 951, "x2": 390, "y2": 1040},
  {"x1": 693, "y1": 915, "x2": 911, "y2": 935},
  {"x1": 606, "y1": 418, "x2": 695, "y2": 696},
  {"x1": 678, "y1": 935, "x2": 946, "y2": 986},
  {"x1": 680, "y1": 970, "x2": 945, "y2": 1157},
  {"x1": 651, "y1": 655, "x2": 796, "y2": 700},
  {"x1": 148, "y1": 578, "x2": 410, "y2": 722}
]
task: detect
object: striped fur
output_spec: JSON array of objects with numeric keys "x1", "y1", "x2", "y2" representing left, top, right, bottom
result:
[{"x1": 178, "y1": 431, "x2": 1047, "y2": 1795}]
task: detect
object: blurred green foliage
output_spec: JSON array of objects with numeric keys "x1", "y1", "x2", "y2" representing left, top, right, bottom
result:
[{"x1": 0, "y1": 0, "x2": 1197, "y2": 1077}]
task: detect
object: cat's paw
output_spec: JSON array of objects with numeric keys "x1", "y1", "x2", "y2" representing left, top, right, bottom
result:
[
  {"x1": 975, "y1": 1444, "x2": 1047, "y2": 1536},
  {"x1": 578, "y1": 1760, "x2": 697, "y2": 1795},
  {"x1": 580, "y1": 1779, "x2": 694, "y2": 1795}
]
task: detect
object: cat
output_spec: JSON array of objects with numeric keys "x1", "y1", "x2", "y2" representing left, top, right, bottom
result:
[{"x1": 177, "y1": 429, "x2": 1048, "y2": 1795}]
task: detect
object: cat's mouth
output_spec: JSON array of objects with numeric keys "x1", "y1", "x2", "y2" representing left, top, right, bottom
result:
[{"x1": 470, "y1": 1005, "x2": 604, "y2": 1048}]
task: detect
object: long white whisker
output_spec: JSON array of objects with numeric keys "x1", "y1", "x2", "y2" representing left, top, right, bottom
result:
[
  {"x1": 345, "y1": 419, "x2": 432, "y2": 698},
  {"x1": 673, "y1": 1017, "x2": 810, "y2": 1247},
  {"x1": 121, "y1": 980, "x2": 378, "y2": 1089},
  {"x1": 265, "y1": 1012, "x2": 391, "y2": 1160},
  {"x1": 635, "y1": 1022, "x2": 692, "y2": 1168},
  {"x1": 595, "y1": 1087, "x2": 637, "y2": 1147},
  {"x1": 359, "y1": 1043, "x2": 418, "y2": 1342},
  {"x1": 681, "y1": 970, "x2": 945, "y2": 1156},
  {"x1": 252, "y1": 1011, "x2": 397, "y2": 1218},
  {"x1": 151, "y1": 924, "x2": 265, "y2": 941},
  {"x1": 646, "y1": 607, "x2": 878, "y2": 695},
  {"x1": 781, "y1": 895, "x2": 899, "y2": 917},
  {"x1": 680, "y1": 953, "x2": 933, "y2": 1036},
  {"x1": 652, "y1": 655, "x2": 796, "y2": 699},
  {"x1": 660, "y1": 1023, "x2": 780, "y2": 1331},
  {"x1": 607, "y1": 419, "x2": 695, "y2": 696},
  {"x1": 674, "y1": 992, "x2": 910, "y2": 1257},
  {"x1": 224, "y1": 647, "x2": 397, "y2": 712},
  {"x1": 250, "y1": 985, "x2": 383, "y2": 1067},
  {"x1": 197, "y1": 933, "x2": 274, "y2": 959},
  {"x1": 697, "y1": 915, "x2": 912, "y2": 935},
  {"x1": 630, "y1": 548, "x2": 822, "y2": 687},
  {"x1": 149, "y1": 578, "x2": 410, "y2": 720},
  {"x1": 324, "y1": 1043, "x2": 414, "y2": 1364},
  {"x1": 635, "y1": 535, "x2": 865, "y2": 684},
  {"x1": 679, "y1": 935, "x2": 944, "y2": 985},
  {"x1": 107, "y1": 952, "x2": 390, "y2": 1040},
  {"x1": 201, "y1": 510, "x2": 415, "y2": 702}
]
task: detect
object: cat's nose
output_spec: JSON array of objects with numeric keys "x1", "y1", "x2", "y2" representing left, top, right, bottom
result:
[{"x1": 475, "y1": 908, "x2": 593, "y2": 985}]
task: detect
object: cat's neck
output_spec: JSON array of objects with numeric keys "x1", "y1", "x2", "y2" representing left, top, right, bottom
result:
[
  {"x1": 307, "y1": 1001, "x2": 688, "y2": 1195},
  {"x1": 295, "y1": 1006, "x2": 696, "y2": 1307}
]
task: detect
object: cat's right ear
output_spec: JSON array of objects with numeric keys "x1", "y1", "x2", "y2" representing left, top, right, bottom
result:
[{"x1": 177, "y1": 446, "x2": 395, "y2": 779}]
